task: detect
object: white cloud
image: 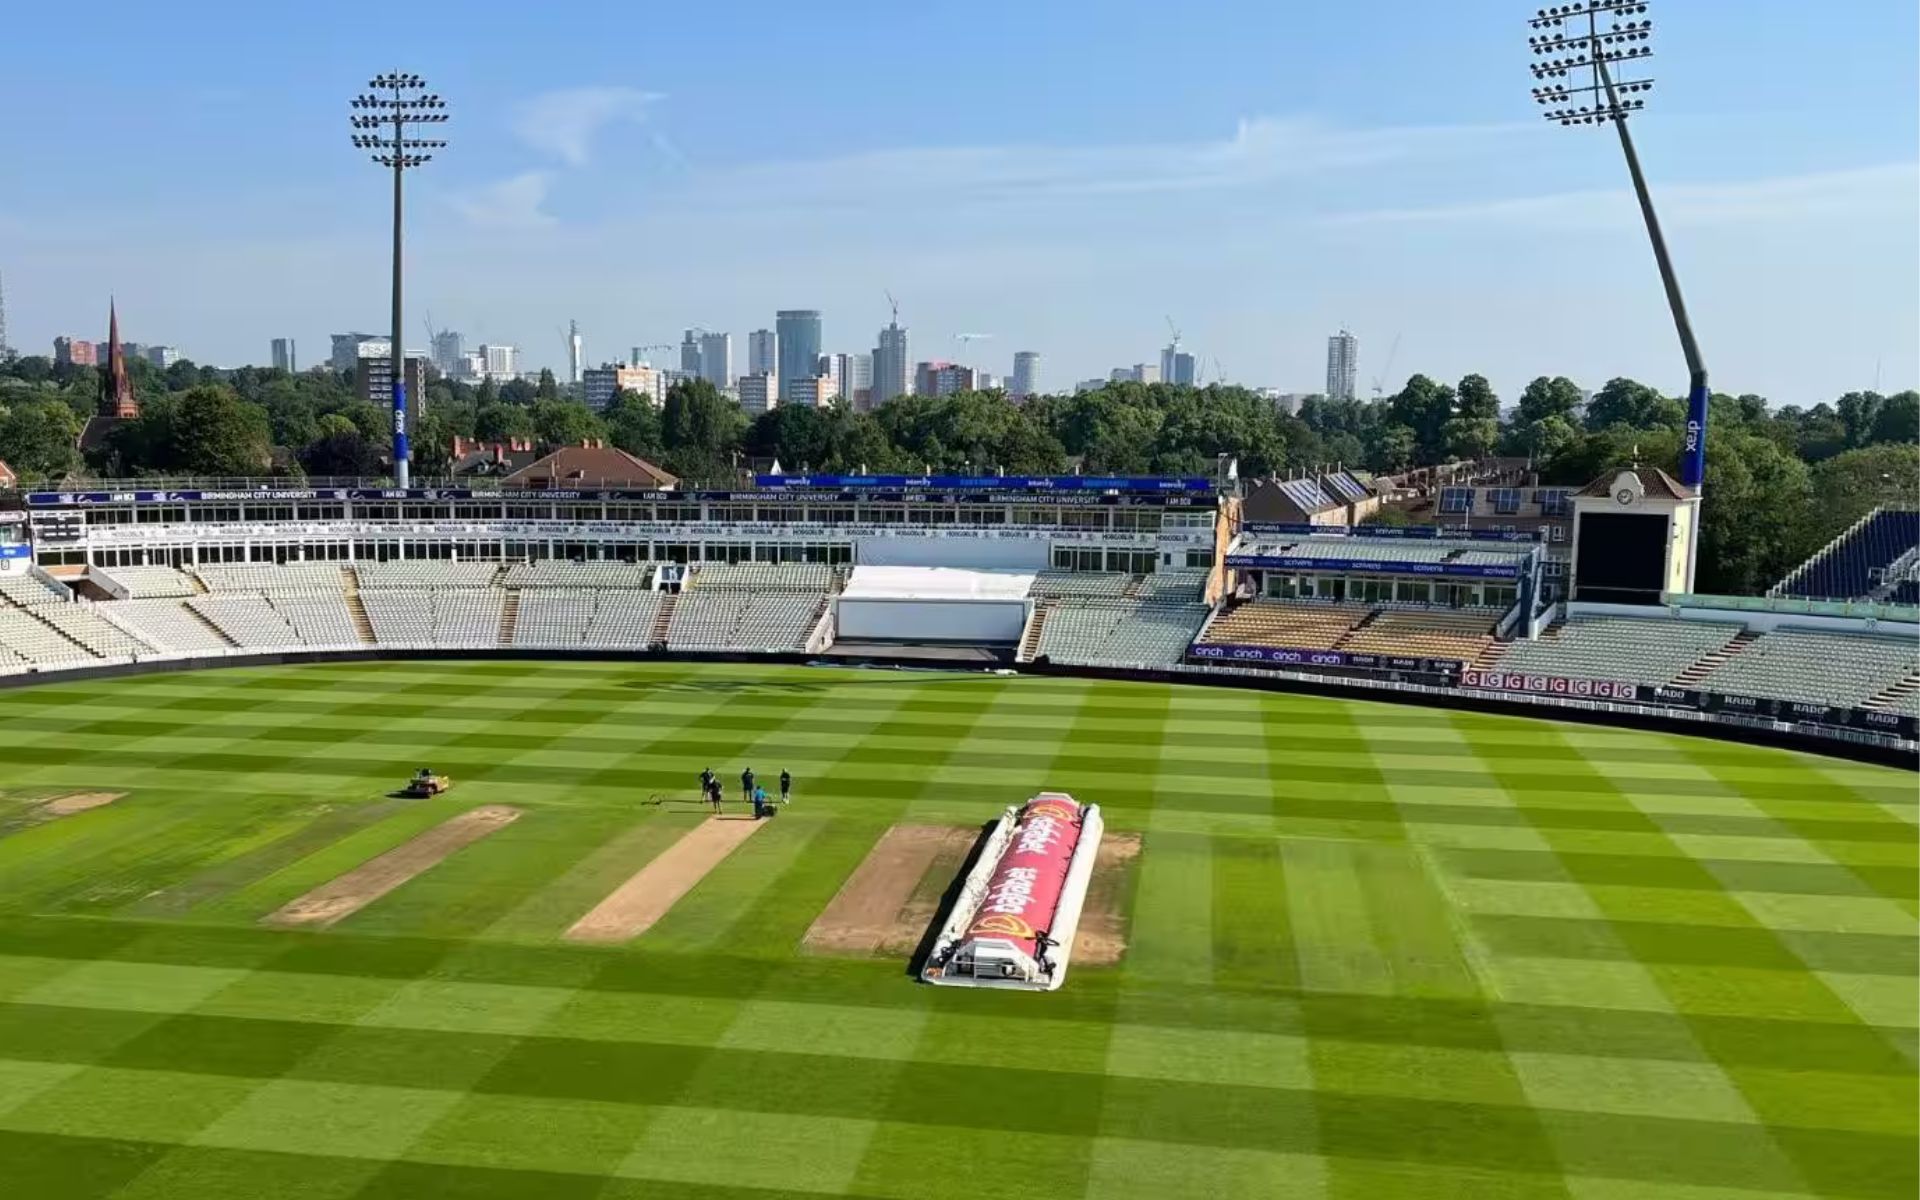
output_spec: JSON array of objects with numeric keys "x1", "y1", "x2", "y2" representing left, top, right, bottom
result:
[
  {"x1": 450, "y1": 171, "x2": 557, "y2": 229},
  {"x1": 1323, "y1": 162, "x2": 1920, "y2": 230},
  {"x1": 690, "y1": 115, "x2": 1527, "y2": 211},
  {"x1": 510, "y1": 86, "x2": 663, "y2": 167}
]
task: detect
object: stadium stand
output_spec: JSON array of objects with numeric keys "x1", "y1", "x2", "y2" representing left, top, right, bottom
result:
[
  {"x1": 657, "y1": 563, "x2": 831, "y2": 651},
  {"x1": 104, "y1": 566, "x2": 199, "y2": 598},
  {"x1": 1200, "y1": 601, "x2": 1370, "y2": 651},
  {"x1": 1340, "y1": 609, "x2": 1496, "y2": 663},
  {"x1": 1693, "y1": 630, "x2": 1919, "y2": 709},
  {"x1": 1772, "y1": 507, "x2": 1920, "y2": 601},
  {"x1": 1495, "y1": 616, "x2": 1740, "y2": 686},
  {"x1": 195, "y1": 563, "x2": 347, "y2": 593},
  {"x1": 104, "y1": 599, "x2": 235, "y2": 653},
  {"x1": 189, "y1": 594, "x2": 303, "y2": 648},
  {"x1": 0, "y1": 573, "x2": 68, "y2": 607},
  {"x1": 502, "y1": 561, "x2": 653, "y2": 589},
  {"x1": 692, "y1": 562, "x2": 834, "y2": 592},
  {"x1": 362, "y1": 588, "x2": 505, "y2": 647},
  {"x1": 514, "y1": 588, "x2": 662, "y2": 647},
  {"x1": 0, "y1": 607, "x2": 97, "y2": 665},
  {"x1": 1030, "y1": 571, "x2": 1133, "y2": 600},
  {"x1": 355, "y1": 561, "x2": 503, "y2": 589},
  {"x1": 269, "y1": 594, "x2": 366, "y2": 646},
  {"x1": 35, "y1": 605, "x2": 157, "y2": 658},
  {"x1": 1034, "y1": 602, "x2": 1208, "y2": 667}
]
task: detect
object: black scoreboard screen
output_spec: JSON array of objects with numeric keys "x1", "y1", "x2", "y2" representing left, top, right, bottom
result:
[{"x1": 1574, "y1": 513, "x2": 1668, "y2": 605}]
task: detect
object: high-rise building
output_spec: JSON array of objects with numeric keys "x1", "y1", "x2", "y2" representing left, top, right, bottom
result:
[
  {"x1": 330, "y1": 332, "x2": 380, "y2": 372},
  {"x1": 737, "y1": 372, "x2": 777, "y2": 415},
  {"x1": 698, "y1": 332, "x2": 732, "y2": 389},
  {"x1": 775, "y1": 310, "x2": 822, "y2": 398},
  {"x1": 53, "y1": 337, "x2": 97, "y2": 367},
  {"x1": 430, "y1": 330, "x2": 464, "y2": 377},
  {"x1": 915, "y1": 361, "x2": 975, "y2": 398},
  {"x1": 680, "y1": 330, "x2": 703, "y2": 377},
  {"x1": 477, "y1": 343, "x2": 520, "y2": 379},
  {"x1": 872, "y1": 319, "x2": 909, "y2": 406},
  {"x1": 147, "y1": 346, "x2": 181, "y2": 369},
  {"x1": 1326, "y1": 329, "x2": 1359, "y2": 401},
  {"x1": 1011, "y1": 351, "x2": 1041, "y2": 400},
  {"x1": 833, "y1": 352, "x2": 872, "y2": 408},
  {"x1": 356, "y1": 350, "x2": 430, "y2": 427},
  {"x1": 1114, "y1": 363, "x2": 1160, "y2": 385},
  {"x1": 566, "y1": 320, "x2": 584, "y2": 385},
  {"x1": 1161, "y1": 347, "x2": 1197, "y2": 387},
  {"x1": 581, "y1": 363, "x2": 664, "y2": 410},
  {"x1": 785, "y1": 375, "x2": 834, "y2": 409},
  {"x1": 271, "y1": 338, "x2": 297, "y2": 373},
  {"x1": 814, "y1": 354, "x2": 839, "y2": 401},
  {"x1": 747, "y1": 328, "x2": 777, "y2": 374}
]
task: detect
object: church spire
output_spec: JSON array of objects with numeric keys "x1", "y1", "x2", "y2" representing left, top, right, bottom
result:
[{"x1": 102, "y1": 298, "x2": 137, "y2": 420}]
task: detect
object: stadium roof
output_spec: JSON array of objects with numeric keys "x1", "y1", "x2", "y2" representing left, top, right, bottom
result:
[{"x1": 1576, "y1": 466, "x2": 1697, "y2": 501}]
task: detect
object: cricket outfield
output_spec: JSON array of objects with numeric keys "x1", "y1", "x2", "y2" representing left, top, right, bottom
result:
[{"x1": 0, "y1": 659, "x2": 1911, "y2": 1198}]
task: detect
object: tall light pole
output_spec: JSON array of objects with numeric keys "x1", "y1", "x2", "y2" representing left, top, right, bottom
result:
[
  {"x1": 350, "y1": 74, "x2": 448, "y2": 488},
  {"x1": 1530, "y1": 3, "x2": 1709, "y2": 587}
]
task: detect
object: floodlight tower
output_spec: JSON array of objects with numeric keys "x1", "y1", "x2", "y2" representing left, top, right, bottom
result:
[
  {"x1": 350, "y1": 73, "x2": 449, "y2": 488},
  {"x1": 1529, "y1": 1, "x2": 1706, "y2": 585}
]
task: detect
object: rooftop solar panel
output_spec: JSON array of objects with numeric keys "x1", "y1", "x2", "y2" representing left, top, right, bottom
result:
[
  {"x1": 1438, "y1": 487, "x2": 1474, "y2": 515},
  {"x1": 1535, "y1": 490, "x2": 1571, "y2": 517},
  {"x1": 1323, "y1": 472, "x2": 1368, "y2": 503},
  {"x1": 1491, "y1": 488, "x2": 1521, "y2": 515},
  {"x1": 1279, "y1": 478, "x2": 1334, "y2": 511}
]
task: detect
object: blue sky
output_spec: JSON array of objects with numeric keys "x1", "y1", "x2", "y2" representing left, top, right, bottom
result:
[{"x1": 2, "y1": 0, "x2": 1914, "y2": 405}]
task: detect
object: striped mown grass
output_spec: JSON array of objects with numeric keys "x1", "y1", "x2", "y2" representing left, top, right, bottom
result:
[{"x1": 0, "y1": 659, "x2": 1910, "y2": 1198}]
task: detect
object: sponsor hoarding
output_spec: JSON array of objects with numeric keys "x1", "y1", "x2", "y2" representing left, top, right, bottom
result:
[
  {"x1": 1190, "y1": 643, "x2": 1462, "y2": 675},
  {"x1": 1224, "y1": 554, "x2": 1522, "y2": 580},
  {"x1": 1459, "y1": 669, "x2": 1639, "y2": 700},
  {"x1": 1241, "y1": 522, "x2": 1544, "y2": 543}
]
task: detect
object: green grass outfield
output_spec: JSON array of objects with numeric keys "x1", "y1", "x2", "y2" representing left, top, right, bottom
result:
[{"x1": 0, "y1": 659, "x2": 1911, "y2": 1199}]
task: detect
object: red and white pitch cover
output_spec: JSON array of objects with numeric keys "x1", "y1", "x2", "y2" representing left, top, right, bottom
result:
[{"x1": 961, "y1": 794, "x2": 1085, "y2": 957}]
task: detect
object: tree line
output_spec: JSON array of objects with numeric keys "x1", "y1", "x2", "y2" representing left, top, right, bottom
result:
[{"x1": 0, "y1": 352, "x2": 1912, "y2": 595}]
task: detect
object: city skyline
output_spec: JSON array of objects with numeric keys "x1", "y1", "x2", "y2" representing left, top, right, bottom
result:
[{"x1": 0, "y1": 1, "x2": 1913, "y2": 403}]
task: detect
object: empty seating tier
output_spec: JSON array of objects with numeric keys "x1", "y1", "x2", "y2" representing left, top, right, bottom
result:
[
  {"x1": 1037, "y1": 603, "x2": 1207, "y2": 667},
  {"x1": 1496, "y1": 617, "x2": 1739, "y2": 686},
  {"x1": 0, "y1": 573, "x2": 69, "y2": 606},
  {"x1": 36, "y1": 606, "x2": 157, "y2": 658},
  {"x1": 1775, "y1": 508, "x2": 1920, "y2": 601},
  {"x1": 104, "y1": 566, "x2": 198, "y2": 598},
  {"x1": 1201, "y1": 602, "x2": 1370, "y2": 651},
  {"x1": 1132, "y1": 572, "x2": 1209, "y2": 605},
  {"x1": 362, "y1": 588, "x2": 505, "y2": 647},
  {"x1": 691, "y1": 562, "x2": 833, "y2": 592},
  {"x1": 514, "y1": 589, "x2": 662, "y2": 647},
  {"x1": 355, "y1": 561, "x2": 503, "y2": 589},
  {"x1": 502, "y1": 562, "x2": 654, "y2": 589},
  {"x1": 195, "y1": 564, "x2": 347, "y2": 593},
  {"x1": 189, "y1": 595, "x2": 302, "y2": 648},
  {"x1": 1340, "y1": 610, "x2": 1496, "y2": 663},
  {"x1": 1030, "y1": 571, "x2": 1132, "y2": 599},
  {"x1": 105, "y1": 600, "x2": 235, "y2": 653},
  {"x1": 270, "y1": 595, "x2": 365, "y2": 646},
  {"x1": 0, "y1": 608, "x2": 97, "y2": 665},
  {"x1": 1695, "y1": 630, "x2": 1918, "y2": 709}
]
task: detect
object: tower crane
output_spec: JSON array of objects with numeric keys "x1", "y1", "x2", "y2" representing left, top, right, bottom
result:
[{"x1": 1370, "y1": 333, "x2": 1401, "y2": 398}]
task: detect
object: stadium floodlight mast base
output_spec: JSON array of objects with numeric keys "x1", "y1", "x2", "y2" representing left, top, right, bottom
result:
[
  {"x1": 1529, "y1": 1, "x2": 1706, "y2": 586},
  {"x1": 349, "y1": 73, "x2": 449, "y2": 490}
]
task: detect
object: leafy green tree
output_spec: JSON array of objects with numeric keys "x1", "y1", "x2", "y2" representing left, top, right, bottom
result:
[
  {"x1": 1694, "y1": 428, "x2": 1813, "y2": 595},
  {"x1": 1386, "y1": 375, "x2": 1454, "y2": 462},
  {"x1": 1369, "y1": 423, "x2": 1415, "y2": 472},
  {"x1": 316, "y1": 412, "x2": 359, "y2": 438},
  {"x1": 603, "y1": 390, "x2": 664, "y2": 460},
  {"x1": 499, "y1": 378, "x2": 537, "y2": 406},
  {"x1": 0, "y1": 400, "x2": 82, "y2": 479},
  {"x1": 535, "y1": 368, "x2": 560, "y2": 403},
  {"x1": 7, "y1": 356, "x2": 52, "y2": 384},
  {"x1": 299, "y1": 429, "x2": 383, "y2": 477},
  {"x1": 1805, "y1": 443, "x2": 1920, "y2": 546},
  {"x1": 1455, "y1": 374, "x2": 1499, "y2": 422},
  {"x1": 1585, "y1": 377, "x2": 1683, "y2": 432},
  {"x1": 1869, "y1": 390, "x2": 1918, "y2": 447},
  {"x1": 1835, "y1": 391, "x2": 1884, "y2": 449},
  {"x1": 476, "y1": 403, "x2": 535, "y2": 442},
  {"x1": 171, "y1": 385, "x2": 273, "y2": 475},
  {"x1": 1515, "y1": 376, "x2": 1583, "y2": 425},
  {"x1": 660, "y1": 378, "x2": 746, "y2": 482},
  {"x1": 1442, "y1": 416, "x2": 1498, "y2": 461},
  {"x1": 531, "y1": 399, "x2": 605, "y2": 447},
  {"x1": 475, "y1": 376, "x2": 500, "y2": 407}
]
